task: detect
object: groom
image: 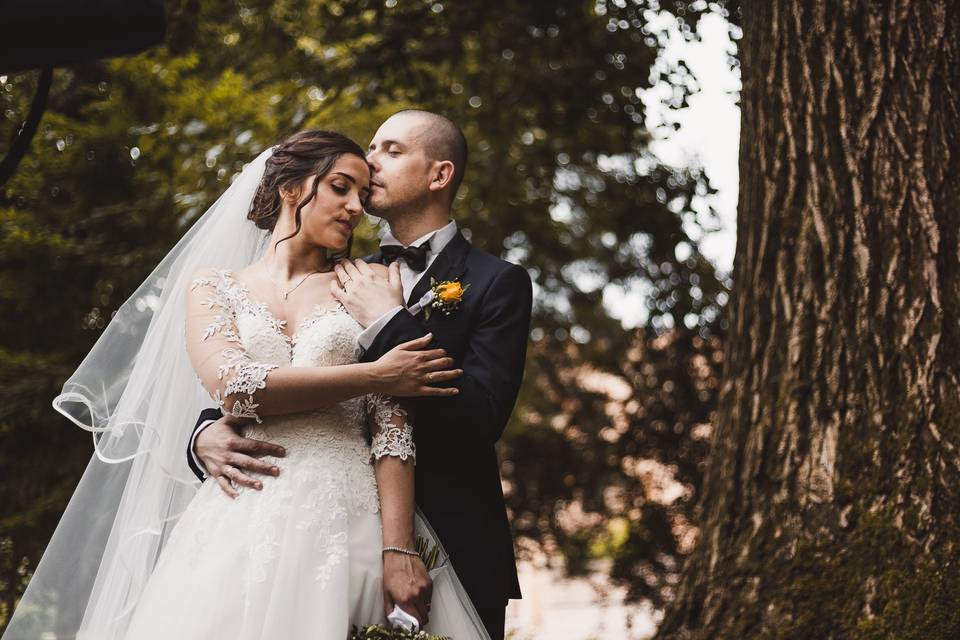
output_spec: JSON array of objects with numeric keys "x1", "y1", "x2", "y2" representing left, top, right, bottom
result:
[{"x1": 187, "y1": 109, "x2": 531, "y2": 640}]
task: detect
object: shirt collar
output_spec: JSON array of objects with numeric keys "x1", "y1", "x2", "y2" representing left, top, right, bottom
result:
[{"x1": 379, "y1": 220, "x2": 458, "y2": 256}]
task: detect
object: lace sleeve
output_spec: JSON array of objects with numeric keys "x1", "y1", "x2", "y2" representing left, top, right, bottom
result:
[
  {"x1": 185, "y1": 269, "x2": 278, "y2": 423},
  {"x1": 365, "y1": 394, "x2": 415, "y2": 464}
]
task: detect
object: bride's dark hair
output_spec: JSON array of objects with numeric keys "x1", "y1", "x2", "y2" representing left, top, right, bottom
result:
[{"x1": 249, "y1": 130, "x2": 367, "y2": 258}]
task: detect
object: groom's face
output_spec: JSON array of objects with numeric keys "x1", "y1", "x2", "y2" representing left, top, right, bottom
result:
[{"x1": 365, "y1": 114, "x2": 432, "y2": 219}]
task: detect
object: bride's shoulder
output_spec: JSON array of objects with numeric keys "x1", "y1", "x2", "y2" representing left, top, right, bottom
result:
[{"x1": 186, "y1": 267, "x2": 231, "y2": 292}]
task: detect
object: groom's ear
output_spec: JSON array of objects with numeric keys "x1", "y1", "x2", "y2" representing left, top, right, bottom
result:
[{"x1": 427, "y1": 160, "x2": 456, "y2": 195}]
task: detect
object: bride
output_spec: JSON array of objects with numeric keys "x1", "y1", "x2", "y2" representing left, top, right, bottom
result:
[{"x1": 2, "y1": 131, "x2": 490, "y2": 639}]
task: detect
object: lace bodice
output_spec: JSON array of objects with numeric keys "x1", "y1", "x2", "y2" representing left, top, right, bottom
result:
[{"x1": 185, "y1": 269, "x2": 415, "y2": 463}]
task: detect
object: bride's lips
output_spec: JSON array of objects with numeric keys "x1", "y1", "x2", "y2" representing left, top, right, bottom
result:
[{"x1": 335, "y1": 220, "x2": 352, "y2": 234}]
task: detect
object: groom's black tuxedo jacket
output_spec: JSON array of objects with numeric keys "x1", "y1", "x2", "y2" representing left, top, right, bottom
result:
[
  {"x1": 187, "y1": 230, "x2": 530, "y2": 611},
  {"x1": 361, "y1": 230, "x2": 530, "y2": 608}
]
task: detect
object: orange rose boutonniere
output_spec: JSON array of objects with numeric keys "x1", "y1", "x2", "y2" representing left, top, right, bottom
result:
[{"x1": 425, "y1": 277, "x2": 470, "y2": 320}]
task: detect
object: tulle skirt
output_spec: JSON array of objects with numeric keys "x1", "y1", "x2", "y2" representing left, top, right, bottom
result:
[{"x1": 120, "y1": 460, "x2": 489, "y2": 640}]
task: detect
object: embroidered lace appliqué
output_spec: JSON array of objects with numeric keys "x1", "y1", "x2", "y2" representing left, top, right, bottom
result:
[
  {"x1": 190, "y1": 272, "x2": 280, "y2": 423},
  {"x1": 366, "y1": 394, "x2": 416, "y2": 463}
]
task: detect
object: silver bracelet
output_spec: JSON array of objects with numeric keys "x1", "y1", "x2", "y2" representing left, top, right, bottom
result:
[{"x1": 382, "y1": 546, "x2": 419, "y2": 558}]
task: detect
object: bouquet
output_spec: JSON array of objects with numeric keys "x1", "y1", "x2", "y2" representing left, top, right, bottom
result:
[
  {"x1": 347, "y1": 625, "x2": 449, "y2": 640},
  {"x1": 348, "y1": 536, "x2": 450, "y2": 640}
]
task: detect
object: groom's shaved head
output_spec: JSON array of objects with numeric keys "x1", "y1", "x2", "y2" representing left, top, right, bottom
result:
[{"x1": 393, "y1": 109, "x2": 468, "y2": 196}]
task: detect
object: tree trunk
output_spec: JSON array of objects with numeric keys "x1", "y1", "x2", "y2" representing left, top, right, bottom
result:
[{"x1": 657, "y1": 2, "x2": 960, "y2": 638}]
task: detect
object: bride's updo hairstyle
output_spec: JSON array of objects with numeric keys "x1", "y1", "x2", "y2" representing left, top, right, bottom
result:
[{"x1": 248, "y1": 130, "x2": 367, "y2": 257}]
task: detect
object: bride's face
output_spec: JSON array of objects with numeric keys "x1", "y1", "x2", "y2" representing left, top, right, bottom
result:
[{"x1": 282, "y1": 154, "x2": 370, "y2": 251}]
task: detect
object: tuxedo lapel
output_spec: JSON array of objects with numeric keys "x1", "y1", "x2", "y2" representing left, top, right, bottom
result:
[{"x1": 407, "y1": 231, "x2": 471, "y2": 307}]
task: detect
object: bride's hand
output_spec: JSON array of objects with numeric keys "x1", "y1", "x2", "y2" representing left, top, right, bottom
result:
[
  {"x1": 383, "y1": 551, "x2": 432, "y2": 626},
  {"x1": 374, "y1": 333, "x2": 462, "y2": 397},
  {"x1": 331, "y1": 259, "x2": 405, "y2": 328}
]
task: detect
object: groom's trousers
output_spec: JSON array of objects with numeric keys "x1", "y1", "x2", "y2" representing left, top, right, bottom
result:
[{"x1": 473, "y1": 597, "x2": 507, "y2": 640}]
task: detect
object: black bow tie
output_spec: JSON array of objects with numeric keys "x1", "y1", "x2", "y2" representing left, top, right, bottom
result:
[{"x1": 380, "y1": 242, "x2": 429, "y2": 272}]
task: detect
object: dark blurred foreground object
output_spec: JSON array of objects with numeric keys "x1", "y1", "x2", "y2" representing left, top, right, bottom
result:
[{"x1": 0, "y1": 0, "x2": 166, "y2": 187}]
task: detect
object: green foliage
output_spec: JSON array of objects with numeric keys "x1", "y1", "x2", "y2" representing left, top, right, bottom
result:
[
  {"x1": 505, "y1": 327, "x2": 723, "y2": 607},
  {"x1": 0, "y1": 0, "x2": 738, "y2": 628},
  {"x1": 413, "y1": 536, "x2": 442, "y2": 572}
]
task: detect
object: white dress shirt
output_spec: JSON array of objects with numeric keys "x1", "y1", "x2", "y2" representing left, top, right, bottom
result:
[
  {"x1": 189, "y1": 220, "x2": 460, "y2": 477},
  {"x1": 355, "y1": 219, "x2": 459, "y2": 350}
]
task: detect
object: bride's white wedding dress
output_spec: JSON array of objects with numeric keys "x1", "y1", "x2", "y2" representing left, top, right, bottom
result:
[{"x1": 121, "y1": 269, "x2": 488, "y2": 640}]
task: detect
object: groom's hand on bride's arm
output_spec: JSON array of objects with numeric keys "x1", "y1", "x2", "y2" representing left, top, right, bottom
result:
[
  {"x1": 331, "y1": 259, "x2": 404, "y2": 328},
  {"x1": 195, "y1": 415, "x2": 286, "y2": 499},
  {"x1": 383, "y1": 551, "x2": 432, "y2": 626}
]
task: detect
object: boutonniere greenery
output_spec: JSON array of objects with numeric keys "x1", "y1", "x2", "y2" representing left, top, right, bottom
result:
[{"x1": 424, "y1": 277, "x2": 470, "y2": 320}]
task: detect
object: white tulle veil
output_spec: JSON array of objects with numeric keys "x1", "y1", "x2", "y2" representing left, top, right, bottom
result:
[{"x1": 2, "y1": 147, "x2": 276, "y2": 639}]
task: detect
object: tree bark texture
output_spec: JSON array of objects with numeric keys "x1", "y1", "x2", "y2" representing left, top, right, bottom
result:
[{"x1": 658, "y1": 2, "x2": 960, "y2": 638}]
